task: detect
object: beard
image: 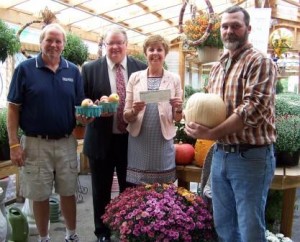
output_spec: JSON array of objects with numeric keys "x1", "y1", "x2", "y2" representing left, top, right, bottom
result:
[{"x1": 222, "y1": 31, "x2": 249, "y2": 51}]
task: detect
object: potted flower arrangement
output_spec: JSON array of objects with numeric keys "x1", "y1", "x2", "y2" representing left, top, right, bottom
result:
[
  {"x1": 275, "y1": 93, "x2": 300, "y2": 167},
  {"x1": 269, "y1": 28, "x2": 293, "y2": 58},
  {"x1": 102, "y1": 183, "x2": 217, "y2": 241},
  {"x1": 183, "y1": 11, "x2": 223, "y2": 63}
]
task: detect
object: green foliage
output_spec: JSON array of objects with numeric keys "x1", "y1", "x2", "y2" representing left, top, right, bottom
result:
[
  {"x1": 174, "y1": 120, "x2": 196, "y2": 145},
  {"x1": 276, "y1": 80, "x2": 284, "y2": 94},
  {"x1": 275, "y1": 93, "x2": 300, "y2": 154},
  {"x1": 275, "y1": 115, "x2": 300, "y2": 153},
  {"x1": 0, "y1": 108, "x2": 8, "y2": 145},
  {"x1": 265, "y1": 190, "x2": 283, "y2": 231},
  {"x1": 275, "y1": 93, "x2": 300, "y2": 116},
  {"x1": 184, "y1": 85, "x2": 202, "y2": 100},
  {"x1": 0, "y1": 19, "x2": 21, "y2": 63},
  {"x1": 130, "y1": 52, "x2": 147, "y2": 64},
  {"x1": 0, "y1": 108, "x2": 23, "y2": 146},
  {"x1": 62, "y1": 33, "x2": 89, "y2": 66}
]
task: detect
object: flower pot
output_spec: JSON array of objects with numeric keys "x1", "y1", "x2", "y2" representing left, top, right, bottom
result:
[
  {"x1": 197, "y1": 47, "x2": 220, "y2": 63},
  {"x1": 72, "y1": 126, "x2": 85, "y2": 139},
  {"x1": 275, "y1": 151, "x2": 300, "y2": 167},
  {"x1": 0, "y1": 143, "x2": 10, "y2": 161}
]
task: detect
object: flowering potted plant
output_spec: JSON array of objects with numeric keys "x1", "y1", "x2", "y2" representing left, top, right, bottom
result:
[
  {"x1": 102, "y1": 183, "x2": 217, "y2": 241},
  {"x1": 183, "y1": 11, "x2": 223, "y2": 63},
  {"x1": 265, "y1": 230, "x2": 293, "y2": 242},
  {"x1": 274, "y1": 93, "x2": 300, "y2": 166}
]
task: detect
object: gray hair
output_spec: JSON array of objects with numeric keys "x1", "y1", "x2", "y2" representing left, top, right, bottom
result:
[
  {"x1": 223, "y1": 6, "x2": 250, "y2": 26},
  {"x1": 39, "y1": 23, "x2": 67, "y2": 43},
  {"x1": 103, "y1": 27, "x2": 128, "y2": 43}
]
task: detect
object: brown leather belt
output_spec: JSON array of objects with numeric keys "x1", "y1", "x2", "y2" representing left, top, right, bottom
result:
[
  {"x1": 25, "y1": 133, "x2": 70, "y2": 140},
  {"x1": 217, "y1": 143, "x2": 268, "y2": 153}
]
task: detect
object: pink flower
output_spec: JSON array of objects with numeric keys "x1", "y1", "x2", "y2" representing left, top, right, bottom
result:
[{"x1": 102, "y1": 183, "x2": 216, "y2": 241}]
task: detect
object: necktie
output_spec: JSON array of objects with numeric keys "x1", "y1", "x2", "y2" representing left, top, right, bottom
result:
[{"x1": 115, "y1": 64, "x2": 127, "y2": 133}]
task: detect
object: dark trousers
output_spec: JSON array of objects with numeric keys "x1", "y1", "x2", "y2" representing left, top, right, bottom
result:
[{"x1": 88, "y1": 133, "x2": 128, "y2": 237}]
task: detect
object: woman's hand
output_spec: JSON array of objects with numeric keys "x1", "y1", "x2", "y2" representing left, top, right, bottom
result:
[
  {"x1": 132, "y1": 101, "x2": 146, "y2": 115},
  {"x1": 170, "y1": 97, "x2": 183, "y2": 110}
]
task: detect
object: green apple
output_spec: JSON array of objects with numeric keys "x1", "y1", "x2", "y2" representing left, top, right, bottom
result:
[{"x1": 108, "y1": 93, "x2": 119, "y2": 103}]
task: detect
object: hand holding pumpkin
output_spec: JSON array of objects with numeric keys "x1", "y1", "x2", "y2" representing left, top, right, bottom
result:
[{"x1": 185, "y1": 122, "x2": 212, "y2": 140}]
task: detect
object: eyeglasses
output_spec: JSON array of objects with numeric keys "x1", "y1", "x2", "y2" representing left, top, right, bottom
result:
[{"x1": 105, "y1": 41, "x2": 126, "y2": 47}]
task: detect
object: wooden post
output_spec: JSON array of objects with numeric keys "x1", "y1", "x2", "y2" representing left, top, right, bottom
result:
[
  {"x1": 280, "y1": 188, "x2": 296, "y2": 237},
  {"x1": 178, "y1": 42, "x2": 186, "y2": 99}
]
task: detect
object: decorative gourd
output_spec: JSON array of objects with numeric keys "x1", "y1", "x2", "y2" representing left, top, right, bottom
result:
[
  {"x1": 174, "y1": 143, "x2": 195, "y2": 165},
  {"x1": 194, "y1": 139, "x2": 215, "y2": 167},
  {"x1": 184, "y1": 93, "x2": 226, "y2": 128}
]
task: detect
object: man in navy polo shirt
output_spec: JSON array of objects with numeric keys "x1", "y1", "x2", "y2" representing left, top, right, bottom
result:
[{"x1": 7, "y1": 23, "x2": 86, "y2": 242}]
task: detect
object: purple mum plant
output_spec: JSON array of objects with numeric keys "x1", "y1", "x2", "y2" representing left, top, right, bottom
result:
[{"x1": 102, "y1": 183, "x2": 216, "y2": 242}]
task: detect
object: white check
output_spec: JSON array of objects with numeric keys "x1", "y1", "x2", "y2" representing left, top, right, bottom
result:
[{"x1": 139, "y1": 89, "x2": 171, "y2": 103}]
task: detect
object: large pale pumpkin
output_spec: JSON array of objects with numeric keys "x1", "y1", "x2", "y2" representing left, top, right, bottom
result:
[
  {"x1": 174, "y1": 143, "x2": 195, "y2": 165},
  {"x1": 184, "y1": 93, "x2": 226, "y2": 128}
]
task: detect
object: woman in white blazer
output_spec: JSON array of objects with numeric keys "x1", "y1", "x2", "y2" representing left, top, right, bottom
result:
[{"x1": 123, "y1": 34, "x2": 183, "y2": 185}]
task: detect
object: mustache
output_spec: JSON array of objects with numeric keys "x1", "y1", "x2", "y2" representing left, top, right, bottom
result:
[{"x1": 223, "y1": 34, "x2": 239, "y2": 42}]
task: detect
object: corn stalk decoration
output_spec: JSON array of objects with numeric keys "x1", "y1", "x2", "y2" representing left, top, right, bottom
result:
[
  {"x1": 17, "y1": 7, "x2": 57, "y2": 57},
  {"x1": 179, "y1": 0, "x2": 215, "y2": 47},
  {"x1": 17, "y1": 7, "x2": 57, "y2": 38}
]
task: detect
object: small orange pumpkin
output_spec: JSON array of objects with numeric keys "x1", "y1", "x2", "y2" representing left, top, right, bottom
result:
[{"x1": 174, "y1": 143, "x2": 195, "y2": 165}]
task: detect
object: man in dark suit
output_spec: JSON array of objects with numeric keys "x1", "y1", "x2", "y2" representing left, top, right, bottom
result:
[{"x1": 81, "y1": 27, "x2": 147, "y2": 242}]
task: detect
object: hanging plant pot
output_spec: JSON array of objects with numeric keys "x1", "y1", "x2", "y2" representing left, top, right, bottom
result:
[
  {"x1": 275, "y1": 151, "x2": 300, "y2": 167},
  {"x1": 197, "y1": 47, "x2": 220, "y2": 63}
]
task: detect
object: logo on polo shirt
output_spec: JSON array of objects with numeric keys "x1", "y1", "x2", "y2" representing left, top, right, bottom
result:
[{"x1": 62, "y1": 77, "x2": 74, "y2": 82}]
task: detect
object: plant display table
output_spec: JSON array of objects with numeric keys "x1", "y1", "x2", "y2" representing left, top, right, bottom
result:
[{"x1": 176, "y1": 163, "x2": 300, "y2": 238}]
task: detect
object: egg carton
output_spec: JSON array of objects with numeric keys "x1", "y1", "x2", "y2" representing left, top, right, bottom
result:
[
  {"x1": 75, "y1": 106, "x2": 102, "y2": 117},
  {"x1": 98, "y1": 102, "x2": 118, "y2": 113}
]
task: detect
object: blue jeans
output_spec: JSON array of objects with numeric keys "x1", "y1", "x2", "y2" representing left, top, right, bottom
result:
[{"x1": 211, "y1": 144, "x2": 275, "y2": 242}]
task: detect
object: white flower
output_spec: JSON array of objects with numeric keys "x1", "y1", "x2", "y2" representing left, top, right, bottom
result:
[{"x1": 265, "y1": 230, "x2": 293, "y2": 242}]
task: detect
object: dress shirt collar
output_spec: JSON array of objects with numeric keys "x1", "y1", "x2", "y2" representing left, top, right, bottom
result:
[{"x1": 106, "y1": 56, "x2": 127, "y2": 71}]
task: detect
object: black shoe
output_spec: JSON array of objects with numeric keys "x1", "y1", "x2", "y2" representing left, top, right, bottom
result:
[{"x1": 97, "y1": 235, "x2": 111, "y2": 242}]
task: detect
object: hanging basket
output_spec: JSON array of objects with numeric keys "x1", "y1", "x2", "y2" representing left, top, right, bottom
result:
[{"x1": 197, "y1": 47, "x2": 220, "y2": 63}]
